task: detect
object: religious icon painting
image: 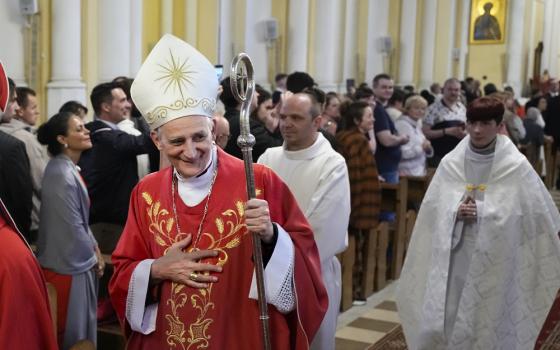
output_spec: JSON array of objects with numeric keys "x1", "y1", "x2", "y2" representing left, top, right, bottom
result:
[{"x1": 469, "y1": 0, "x2": 507, "y2": 44}]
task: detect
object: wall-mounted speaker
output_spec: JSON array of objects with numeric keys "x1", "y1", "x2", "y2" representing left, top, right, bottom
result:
[
  {"x1": 377, "y1": 36, "x2": 392, "y2": 54},
  {"x1": 263, "y1": 18, "x2": 279, "y2": 41},
  {"x1": 20, "y1": 0, "x2": 38, "y2": 15},
  {"x1": 451, "y1": 47, "x2": 461, "y2": 61}
]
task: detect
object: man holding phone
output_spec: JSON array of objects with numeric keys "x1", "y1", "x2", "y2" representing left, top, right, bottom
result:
[{"x1": 422, "y1": 78, "x2": 466, "y2": 166}]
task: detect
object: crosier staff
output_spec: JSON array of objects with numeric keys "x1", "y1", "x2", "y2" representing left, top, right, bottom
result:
[{"x1": 230, "y1": 53, "x2": 271, "y2": 350}]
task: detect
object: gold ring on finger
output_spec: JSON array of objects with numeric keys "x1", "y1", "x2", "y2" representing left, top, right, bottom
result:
[{"x1": 189, "y1": 272, "x2": 198, "y2": 281}]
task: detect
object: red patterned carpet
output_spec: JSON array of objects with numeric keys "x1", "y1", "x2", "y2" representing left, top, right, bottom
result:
[
  {"x1": 536, "y1": 291, "x2": 560, "y2": 350},
  {"x1": 368, "y1": 325, "x2": 407, "y2": 350}
]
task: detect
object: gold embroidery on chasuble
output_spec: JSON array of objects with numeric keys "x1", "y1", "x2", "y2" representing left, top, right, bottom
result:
[{"x1": 142, "y1": 191, "x2": 248, "y2": 349}]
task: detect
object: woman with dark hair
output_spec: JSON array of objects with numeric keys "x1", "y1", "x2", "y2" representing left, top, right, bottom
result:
[
  {"x1": 335, "y1": 101, "x2": 381, "y2": 304},
  {"x1": 321, "y1": 92, "x2": 341, "y2": 136},
  {"x1": 247, "y1": 85, "x2": 283, "y2": 158},
  {"x1": 251, "y1": 85, "x2": 280, "y2": 136},
  {"x1": 36, "y1": 111, "x2": 104, "y2": 349}
]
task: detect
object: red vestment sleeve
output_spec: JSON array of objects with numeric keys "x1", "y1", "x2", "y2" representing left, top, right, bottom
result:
[{"x1": 0, "y1": 214, "x2": 58, "y2": 350}]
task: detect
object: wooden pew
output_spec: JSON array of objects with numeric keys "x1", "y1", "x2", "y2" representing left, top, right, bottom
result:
[
  {"x1": 46, "y1": 282, "x2": 57, "y2": 337},
  {"x1": 380, "y1": 178, "x2": 408, "y2": 280},
  {"x1": 405, "y1": 175, "x2": 430, "y2": 210},
  {"x1": 544, "y1": 138, "x2": 558, "y2": 189},
  {"x1": 375, "y1": 222, "x2": 389, "y2": 291},
  {"x1": 339, "y1": 235, "x2": 355, "y2": 312},
  {"x1": 403, "y1": 210, "x2": 417, "y2": 258},
  {"x1": 361, "y1": 227, "x2": 378, "y2": 297}
]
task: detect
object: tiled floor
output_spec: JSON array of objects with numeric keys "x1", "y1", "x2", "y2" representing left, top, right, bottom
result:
[{"x1": 335, "y1": 283, "x2": 399, "y2": 349}]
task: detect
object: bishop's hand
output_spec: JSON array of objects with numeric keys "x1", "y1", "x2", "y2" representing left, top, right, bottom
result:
[
  {"x1": 245, "y1": 198, "x2": 274, "y2": 244},
  {"x1": 150, "y1": 235, "x2": 223, "y2": 289}
]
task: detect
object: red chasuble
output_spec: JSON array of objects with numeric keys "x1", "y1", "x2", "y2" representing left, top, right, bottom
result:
[
  {"x1": 0, "y1": 201, "x2": 58, "y2": 350},
  {"x1": 110, "y1": 149, "x2": 328, "y2": 349}
]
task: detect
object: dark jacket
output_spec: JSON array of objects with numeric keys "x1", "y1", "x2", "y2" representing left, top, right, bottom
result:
[
  {"x1": 0, "y1": 130, "x2": 32, "y2": 237},
  {"x1": 79, "y1": 120, "x2": 156, "y2": 225},
  {"x1": 224, "y1": 108, "x2": 283, "y2": 161}
]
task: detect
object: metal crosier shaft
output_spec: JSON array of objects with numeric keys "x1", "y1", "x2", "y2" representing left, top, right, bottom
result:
[{"x1": 230, "y1": 53, "x2": 271, "y2": 350}]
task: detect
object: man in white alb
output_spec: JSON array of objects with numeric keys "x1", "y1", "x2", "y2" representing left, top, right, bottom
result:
[
  {"x1": 397, "y1": 96, "x2": 560, "y2": 349},
  {"x1": 259, "y1": 92, "x2": 351, "y2": 350}
]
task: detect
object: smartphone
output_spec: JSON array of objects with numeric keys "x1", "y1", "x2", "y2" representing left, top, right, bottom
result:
[
  {"x1": 346, "y1": 79, "x2": 355, "y2": 94},
  {"x1": 215, "y1": 64, "x2": 224, "y2": 82}
]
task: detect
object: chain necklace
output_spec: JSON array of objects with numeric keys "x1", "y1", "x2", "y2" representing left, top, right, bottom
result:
[{"x1": 171, "y1": 158, "x2": 219, "y2": 250}]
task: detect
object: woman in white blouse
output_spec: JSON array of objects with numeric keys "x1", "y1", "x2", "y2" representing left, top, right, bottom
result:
[{"x1": 395, "y1": 95, "x2": 433, "y2": 176}]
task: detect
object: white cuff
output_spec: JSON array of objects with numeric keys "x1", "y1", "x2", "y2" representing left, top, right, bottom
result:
[
  {"x1": 249, "y1": 224, "x2": 296, "y2": 313},
  {"x1": 126, "y1": 259, "x2": 159, "y2": 334}
]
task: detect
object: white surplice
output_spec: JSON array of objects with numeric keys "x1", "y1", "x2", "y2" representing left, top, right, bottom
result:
[
  {"x1": 258, "y1": 133, "x2": 351, "y2": 350},
  {"x1": 396, "y1": 135, "x2": 560, "y2": 350}
]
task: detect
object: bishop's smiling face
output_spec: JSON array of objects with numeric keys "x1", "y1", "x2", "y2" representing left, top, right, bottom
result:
[{"x1": 151, "y1": 116, "x2": 215, "y2": 178}]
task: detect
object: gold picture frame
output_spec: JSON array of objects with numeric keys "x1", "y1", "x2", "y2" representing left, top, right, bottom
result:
[{"x1": 469, "y1": 0, "x2": 507, "y2": 44}]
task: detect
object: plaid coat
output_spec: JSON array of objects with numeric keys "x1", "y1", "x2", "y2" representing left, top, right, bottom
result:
[{"x1": 335, "y1": 128, "x2": 381, "y2": 230}]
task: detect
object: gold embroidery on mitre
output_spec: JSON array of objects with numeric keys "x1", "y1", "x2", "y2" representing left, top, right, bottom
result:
[
  {"x1": 146, "y1": 98, "x2": 216, "y2": 125},
  {"x1": 156, "y1": 49, "x2": 195, "y2": 100},
  {"x1": 142, "y1": 192, "x2": 248, "y2": 349},
  {"x1": 145, "y1": 49, "x2": 216, "y2": 126}
]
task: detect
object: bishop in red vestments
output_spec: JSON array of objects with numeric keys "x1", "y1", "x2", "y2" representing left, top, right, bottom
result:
[
  {"x1": 109, "y1": 34, "x2": 328, "y2": 349},
  {"x1": 0, "y1": 198, "x2": 58, "y2": 350}
]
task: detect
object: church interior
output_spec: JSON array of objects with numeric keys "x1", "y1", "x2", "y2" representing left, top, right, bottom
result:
[{"x1": 2, "y1": 0, "x2": 560, "y2": 349}]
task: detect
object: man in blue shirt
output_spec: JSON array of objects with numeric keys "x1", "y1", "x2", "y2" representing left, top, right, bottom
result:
[{"x1": 372, "y1": 73, "x2": 409, "y2": 183}]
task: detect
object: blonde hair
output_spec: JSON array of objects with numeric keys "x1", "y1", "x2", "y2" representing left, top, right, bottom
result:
[
  {"x1": 488, "y1": 91, "x2": 513, "y2": 103},
  {"x1": 404, "y1": 95, "x2": 428, "y2": 111}
]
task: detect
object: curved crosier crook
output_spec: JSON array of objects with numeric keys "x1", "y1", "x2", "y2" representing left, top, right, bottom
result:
[{"x1": 230, "y1": 53, "x2": 271, "y2": 350}]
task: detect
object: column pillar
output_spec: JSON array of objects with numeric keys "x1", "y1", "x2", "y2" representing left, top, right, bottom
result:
[
  {"x1": 446, "y1": 0, "x2": 457, "y2": 78},
  {"x1": 342, "y1": 0, "x2": 358, "y2": 88},
  {"x1": 0, "y1": 0, "x2": 26, "y2": 86},
  {"x1": 419, "y1": 0, "x2": 437, "y2": 88},
  {"x1": 457, "y1": 0, "x2": 470, "y2": 80},
  {"x1": 245, "y1": 0, "x2": 272, "y2": 89},
  {"x1": 548, "y1": 0, "x2": 560, "y2": 77},
  {"x1": 46, "y1": 0, "x2": 86, "y2": 117},
  {"x1": 526, "y1": 0, "x2": 538, "y2": 84},
  {"x1": 218, "y1": 0, "x2": 233, "y2": 68},
  {"x1": 161, "y1": 0, "x2": 173, "y2": 35},
  {"x1": 313, "y1": 0, "x2": 343, "y2": 92},
  {"x1": 398, "y1": 0, "x2": 417, "y2": 86},
  {"x1": 286, "y1": 0, "x2": 309, "y2": 73},
  {"x1": 98, "y1": 0, "x2": 131, "y2": 82},
  {"x1": 541, "y1": 0, "x2": 554, "y2": 76},
  {"x1": 505, "y1": 0, "x2": 525, "y2": 98},
  {"x1": 365, "y1": 0, "x2": 390, "y2": 83},
  {"x1": 130, "y1": 0, "x2": 143, "y2": 77}
]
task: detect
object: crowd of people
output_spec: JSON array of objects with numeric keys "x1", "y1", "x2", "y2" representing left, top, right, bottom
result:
[{"x1": 1, "y1": 32, "x2": 560, "y2": 349}]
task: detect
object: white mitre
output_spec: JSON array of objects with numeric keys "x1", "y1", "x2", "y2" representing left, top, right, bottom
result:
[{"x1": 131, "y1": 34, "x2": 219, "y2": 130}]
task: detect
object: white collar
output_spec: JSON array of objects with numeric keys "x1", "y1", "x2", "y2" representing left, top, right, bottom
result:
[
  {"x1": 175, "y1": 145, "x2": 218, "y2": 207},
  {"x1": 282, "y1": 132, "x2": 327, "y2": 160}
]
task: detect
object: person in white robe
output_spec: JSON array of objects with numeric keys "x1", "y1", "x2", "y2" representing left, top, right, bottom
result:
[
  {"x1": 258, "y1": 92, "x2": 351, "y2": 350},
  {"x1": 397, "y1": 96, "x2": 560, "y2": 350}
]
